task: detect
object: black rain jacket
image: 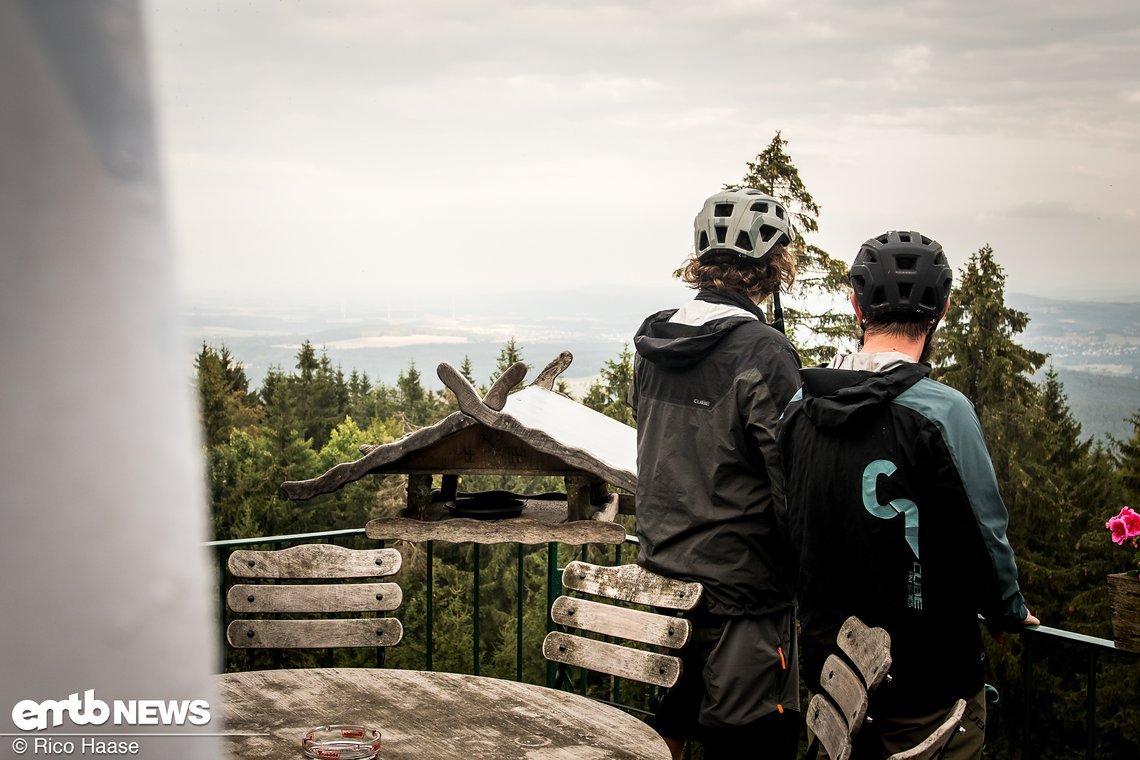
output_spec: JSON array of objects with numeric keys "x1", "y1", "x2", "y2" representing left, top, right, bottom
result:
[
  {"x1": 779, "y1": 360, "x2": 1028, "y2": 714},
  {"x1": 629, "y1": 288, "x2": 801, "y2": 617}
]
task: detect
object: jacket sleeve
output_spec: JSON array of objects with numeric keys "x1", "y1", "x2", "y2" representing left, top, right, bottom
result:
[
  {"x1": 740, "y1": 339, "x2": 803, "y2": 524},
  {"x1": 627, "y1": 353, "x2": 641, "y2": 421},
  {"x1": 897, "y1": 386, "x2": 1028, "y2": 629}
]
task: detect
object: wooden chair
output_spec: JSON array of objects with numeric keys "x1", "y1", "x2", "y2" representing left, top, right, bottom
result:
[
  {"x1": 542, "y1": 561, "x2": 703, "y2": 688},
  {"x1": 225, "y1": 544, "x2": 404, "y2": 650},
  {"x1": 806, "y1": 616, "x2": 966, "y2": 760}
]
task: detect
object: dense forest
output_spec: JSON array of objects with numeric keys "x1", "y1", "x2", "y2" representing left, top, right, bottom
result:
[{"x1": 198, "y1": 135, "x2": 1139, "y2": 758}]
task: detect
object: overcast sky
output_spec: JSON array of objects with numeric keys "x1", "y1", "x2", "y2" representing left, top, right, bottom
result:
[{"x1": 145, "y1": 0, "x2": 1140, "y2": 306}]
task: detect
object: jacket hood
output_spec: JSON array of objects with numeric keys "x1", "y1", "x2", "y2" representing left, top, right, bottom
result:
[
  {"x1": 633, "y1": 289, "x2": 767, "y2": 370},
  {"x1": 797, "y1": 361, "x2": 930, "y2": 428}
]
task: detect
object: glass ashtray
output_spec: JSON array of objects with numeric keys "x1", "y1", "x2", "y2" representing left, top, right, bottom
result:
[{"x1": 301, "y1": 724, "x2": 382, "y2": 759}]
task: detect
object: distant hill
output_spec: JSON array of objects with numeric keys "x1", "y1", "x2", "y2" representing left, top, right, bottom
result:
[
  {"x1": 182, "y1": 288, "x2": 1138, "y2": 444},
  {"x1": 1006, "y1": 293, "x2": 1138, "y2": 443}
]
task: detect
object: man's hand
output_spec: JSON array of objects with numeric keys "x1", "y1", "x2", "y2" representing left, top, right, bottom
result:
[{"x1": 990, "y1": 608, "x2": 1039, "y2": 644}]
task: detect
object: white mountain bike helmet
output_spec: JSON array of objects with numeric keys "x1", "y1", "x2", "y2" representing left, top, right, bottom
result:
[{"x1": 693, "y1": 188, "x2": 796, "y2": 261}]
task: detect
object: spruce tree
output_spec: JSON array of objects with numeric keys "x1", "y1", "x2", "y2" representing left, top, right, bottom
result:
[
  {"x1": 732, "y1": 131, "x2": 855, "y2": 364},
  {"x1": 935, "y1": 245, "x2": 1046, "y2": 417},
  {"x1": 582, "y1": 345, "x2": 635, "y2": 427},
  {"x1": 1113, "y1": 412, "x2": 1140, "y2": 498},
  {"x1": 194, "y1": 344, "x2": 262, "y2": 447},
  {"x1": 932, "y1": 247, "x2": 1140, "y2": 757},
  {"x1": 491, "y1": 338, "x2": 528, "y2": 392}
]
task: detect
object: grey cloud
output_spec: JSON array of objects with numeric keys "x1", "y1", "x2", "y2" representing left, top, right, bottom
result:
[
  {"x1": 1003, "y1": 201, "x2": 1070, "y2": 220},
  {"x1": 145, "y1": 0, "x2": 1140, "y2": 300}
]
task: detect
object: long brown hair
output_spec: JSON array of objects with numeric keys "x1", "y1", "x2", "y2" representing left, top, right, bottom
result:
[{"x1": 679, "y1": 246, "x2": 796, "y2": 302}]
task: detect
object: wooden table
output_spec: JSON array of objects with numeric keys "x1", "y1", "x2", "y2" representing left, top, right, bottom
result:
[{"x1": 216, "y1": 667, "x2": 671, "y2": 760}]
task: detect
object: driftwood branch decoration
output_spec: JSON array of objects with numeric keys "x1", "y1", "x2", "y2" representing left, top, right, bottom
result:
[
  {"x1": 531, "y1": 351, "x2": 573, "y2": 390},
  {"x1": 483, "y1": 361, "x2": 527, "y2": 411},
  {"x1": 437, "y1": 362, "x2": 510, "y2": 424},
  {"x1": 437, "y1": 360, "x2": 527, "y2": 417}
]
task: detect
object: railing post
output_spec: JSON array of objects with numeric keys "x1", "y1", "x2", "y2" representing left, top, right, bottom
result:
[
  {"x1": 1086, "y1": 649, "x2": 1098, "y2": 760},
  {"x1": 426, "y1": 540, "x2": 434, "y2": 672},
  {"x1": 516, "y1": 543, "x2": 525, "y2": 683},
  {"x1": 613, "y1": 541, "x2": 623, "y2": 705},
  {"x1": 380, "y1": 537, "x2": 389, "y2": 669},
  {"x1": 1021, "y1": 633, "x2": 1034, "y2": 760},
  {"x1": 546, "y1": 542, "x2": 559, "y2": 688},
  {"x1": 578, "y1": 545, "x2": 588, "y2": 694},
  {"x1": 217, "y1": 546, "x2": 228, "y2": 671},
  {"x1": 473, "y1": 543, "x2": 481, "y2": 676}
]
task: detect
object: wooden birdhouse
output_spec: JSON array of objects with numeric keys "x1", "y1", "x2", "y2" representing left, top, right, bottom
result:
[{"x1": 281, "y1": 352, "x2": 637, "y2": 546}]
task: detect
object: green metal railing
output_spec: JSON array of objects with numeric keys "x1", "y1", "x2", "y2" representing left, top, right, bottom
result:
[{"x1": 206, "y1": 529, "x2": 1138, "y2": 759}]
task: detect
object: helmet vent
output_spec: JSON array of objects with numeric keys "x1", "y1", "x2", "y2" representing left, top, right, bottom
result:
[
  {"x1": 750, "y1": 202, "x2": 769, "y2": 213},
  {"x1": 871, "y1": 286, "x2": 886, "y2": 305},
  {"x1": 775, "y1": 206, "x2": 785, "y2": 219},
  {"x1": 921, "y1": 235, "x2": 932, "y2": 245},
  {"x1": 759, "y1": 225, "x2": 778, "y2": 243},
  {"x1": 894, "y1": 255, "x2": 918, "y2": 271},
  {"x1": 714, "y1": 203, "x2": 734, "y2": 217},
  {"x1": 852, "y1": 275, "x2": 866, "y2": 290},
  {"x1": 735, "y1": 231, "x2": 754, "y2": 252},
  {"x1": 699, "y1": 231, "x2": 710, "y2": 250},
  {"x1": 899, "y1": 232, "x2": 912, "y2": 243},
  {"x1": 898, "y1": 283, "x2": 913, "y2": 300},
  {"x1": 864, "y1": 251, "x2": 878, "y2": 264},
  {"x1": 715, "y1": 226, "x2": 727, "y2": 244},
  {"x1": 920, "y1": 287, "x2": 938, "y2": 308},
  {"x1": 876, "y1": 234, "x2": 890, "y2": 244}
]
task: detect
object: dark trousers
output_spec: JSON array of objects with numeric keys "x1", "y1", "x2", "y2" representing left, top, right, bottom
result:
[{"x1": 701, "y1": 710, "x2": 800, "y2": 759}]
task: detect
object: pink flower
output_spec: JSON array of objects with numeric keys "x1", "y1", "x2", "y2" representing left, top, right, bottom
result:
[
  {"x1": 1108, "y1": 515, "x2": 1129, "y2": 545},
  {"x1": 1107, "y1": 507, "x2": 1140, "y2": 545},
  {"x1": 1120, "y1": 506, "x2": 1140, "y2": 538}
]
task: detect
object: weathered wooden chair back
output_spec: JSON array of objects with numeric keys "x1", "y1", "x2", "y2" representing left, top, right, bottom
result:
[
  {"x1": 226, "y1": 544, "x2": 404, "y2": 650},
  {"x1": 806, "y1": 616, "x2": 965, "y2": 760},
  {"x1": 541, "y1": 561, "x2": 703, "y2": 688}
]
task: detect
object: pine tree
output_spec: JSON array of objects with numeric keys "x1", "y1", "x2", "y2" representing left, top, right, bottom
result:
[
  {"x1": 459, "y1": 356, "x2": 476, "y2": 385},
  {"x1": 582, "y1": 345, "x2": 635, "y2": 427},
  {"x1": 194, "y1": 344, "x2": 262, "y2": 447},
  {"x1": 935, "y1": 245, "x2": 1046, "y2": 418},
  {"x1": 347, "y1": 369, "x2": 376, "y2": 426},
  {"x1": 491, "y1": 338, "x2": 529, "y2": 392},
  {"x1": 931, "y1": 248, "x2": 1140, "y2": 758},
  {"x1": 1113, "y1": 412, "x2": 1140, "y2": 499},
  {"x1": 732, "y1": 132, "x2": 856, "y2": 364}
]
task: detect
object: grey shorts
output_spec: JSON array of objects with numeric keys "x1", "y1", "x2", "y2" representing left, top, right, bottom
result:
[{"x1": 654, "y1": 606, "x2": 800, "y2": 736}]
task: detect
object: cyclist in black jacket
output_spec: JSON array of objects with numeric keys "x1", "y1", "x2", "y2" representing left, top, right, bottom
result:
[
  {"x1": 630, "y1": 188, "x2": 802, "y2": 760},
  {"x1": 779, "y1": 231, "x2": 1039, "y2": 759}
]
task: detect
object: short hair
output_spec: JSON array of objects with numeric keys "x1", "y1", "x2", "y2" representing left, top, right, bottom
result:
[
  {"x1": 679, "y1": 245, "x2": 796, "y2": 302},
  {"x1": 861, "y1": 313, "x2": 938, "y2": 342}
]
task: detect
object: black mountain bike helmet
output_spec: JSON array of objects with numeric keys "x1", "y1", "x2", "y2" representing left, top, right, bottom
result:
[{"x1": 849, "y1": 231, "x2": 952, "y2": 321}]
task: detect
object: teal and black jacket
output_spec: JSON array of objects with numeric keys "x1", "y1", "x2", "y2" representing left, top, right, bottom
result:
[{"x1": 778, "y1": 361, "x2": 1028, "y2": 715}]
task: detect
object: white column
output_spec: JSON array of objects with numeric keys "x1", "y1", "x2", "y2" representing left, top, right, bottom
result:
[{"x1": 1, "y1": 2, "x2": 221, "y2": 756}]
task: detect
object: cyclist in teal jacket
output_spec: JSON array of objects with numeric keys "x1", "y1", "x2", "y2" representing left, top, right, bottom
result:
[{"x1": 779, "y1": 231, "x2": 1039, "y2": 759}]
